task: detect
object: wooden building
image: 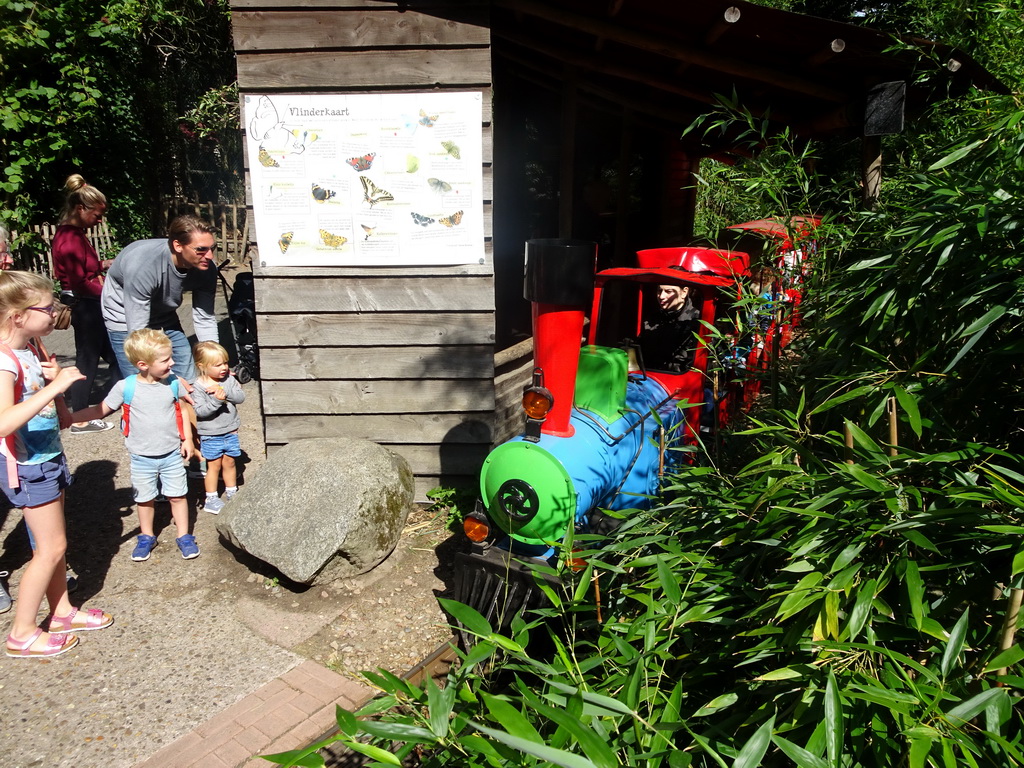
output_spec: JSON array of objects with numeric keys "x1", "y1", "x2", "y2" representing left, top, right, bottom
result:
[{"x1": 231, "y1": 0, "x2": 1000, "y2": 499}]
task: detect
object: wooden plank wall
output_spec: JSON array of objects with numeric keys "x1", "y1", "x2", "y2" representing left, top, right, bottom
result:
[
  {"x1": 232, "y1": 0, "x2": 494, "y2": 500},
  {"x1": 493, "y1": 337, "x2": 533, "y2": 445}
]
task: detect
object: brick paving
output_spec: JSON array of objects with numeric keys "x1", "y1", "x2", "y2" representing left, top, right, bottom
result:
[{"x1": 135, "y1": 661, "x2": 374, "y2": 768}]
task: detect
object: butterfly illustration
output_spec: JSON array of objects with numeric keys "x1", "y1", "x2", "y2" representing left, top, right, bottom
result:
[
  {"x1": 319, "y1": 229, "x2": 348, "y2": 248},
  {"x1": 419, "y1": 109, "x2": 439, "y2": 127},
  {"x1": 438, "y1": 210, "x2": 464, "y2": 228},
  {"x1": 278, "y1": 232, "x2": 294, "y2": 253},
  {"x1": 406, "y1": 155, "x2": 420, "y2": 173},
  {"x1": 360, "y1": 176, "x2": 394, "y2": 208},
  {"x1": 311, "y1": 183, "x2": 336, "y2": 203},
  {"x1": 258, "y1": 146, "x2": 279, "y2": 168},
  {"x1": 441, "y1": 140, "x2": 461, "y2": 160},
  {"x1": 361, "y1": 224, "x2": 377, "y2": 241},
  {"x1": 249, "y1": 97, "x2": 279, "y2": 142},
  {"x1": 427, "y1": 177, "x2": 452, "y2": 194},
  {"x1": 292, "y1": 128, "x2": 319, "y2": 144},
  {"x1": 346, "y1": 152, "x2": 376, "y2": 172},
  {"x1": 411, "y1": 212, "x2": 435, "y2": 227}
]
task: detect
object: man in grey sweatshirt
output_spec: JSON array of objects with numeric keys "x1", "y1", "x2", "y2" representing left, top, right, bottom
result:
[{"x1": 102, "y1": 215, "x2": 219, "y2": 382}]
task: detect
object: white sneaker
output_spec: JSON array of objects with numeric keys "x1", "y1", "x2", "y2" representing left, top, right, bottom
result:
[{"x1": 204, "y1": 496, "x2": 225, "y2": 514}]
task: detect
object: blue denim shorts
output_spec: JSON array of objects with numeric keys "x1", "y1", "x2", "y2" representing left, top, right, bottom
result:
[
  {"x1": 130, "y1": 451, "x2": 188, "y2": 502},
  {"x1": 0, "y1": 454, "x2": 72, "y2": 508},
  {"x1": 199, "y1": 432, "x2": 241, "y2": 461}
]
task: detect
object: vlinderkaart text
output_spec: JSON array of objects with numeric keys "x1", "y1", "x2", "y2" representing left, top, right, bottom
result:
[{"x1": 288, "y1": 107, "x2": 350, "y2": 117}]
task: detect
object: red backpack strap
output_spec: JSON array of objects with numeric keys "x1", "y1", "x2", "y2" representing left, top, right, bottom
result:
[
  {"x1": 120, "y1": 375, "x2": 137, "y2": 437},
  {"x1": 170, "y1": 377, "x2": 185, "y2": 441},
  {"x1": 0, "y1": 342, "x2": 26, "y2": 488}
]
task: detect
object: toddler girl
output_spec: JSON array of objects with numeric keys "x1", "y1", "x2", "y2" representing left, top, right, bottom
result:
[
  {"x1": 192, "y1": 342, "x2": 245, "y2": 514},
  {"x1": 0, "y1": 271, "x2": 112, "y2": 658}
]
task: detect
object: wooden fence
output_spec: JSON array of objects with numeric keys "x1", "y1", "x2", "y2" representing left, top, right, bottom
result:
[
  {"x1": 8, "y1": 199, "x2": 251, "y2": 278},
  {"x1": 9, "y1": 221, "x2": 117, "y2": 277}
]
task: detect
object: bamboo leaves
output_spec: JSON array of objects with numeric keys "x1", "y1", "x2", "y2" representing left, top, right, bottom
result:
[
  {"x1": 264, "y1": 51, "x2": 1024, "y2": 768},
  {"x1": 824, "y1": 672, "x2": 843, "y2": 768}
]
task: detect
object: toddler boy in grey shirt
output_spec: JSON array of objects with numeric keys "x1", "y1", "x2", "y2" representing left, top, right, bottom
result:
[{"x1": 72, "y1": 329, "x2": 201, "y2": 561}]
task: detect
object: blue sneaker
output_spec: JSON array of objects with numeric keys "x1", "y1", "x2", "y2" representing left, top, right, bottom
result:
[
  {"x1": 131, "y1": 535, "x2": 157, "y2": 562},
  {"x1": 176, "y1": 534, "x2": 200, "y2": 560}
]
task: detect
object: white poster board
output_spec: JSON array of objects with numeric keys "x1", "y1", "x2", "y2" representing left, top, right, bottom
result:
[{"x1": 243, "y1": 92, "x2": 485, "y2": 267}]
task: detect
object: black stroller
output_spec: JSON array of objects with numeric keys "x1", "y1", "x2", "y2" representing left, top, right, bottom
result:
[{"x1": 218, "y1": 267, "x2": 260, "y2": 384}]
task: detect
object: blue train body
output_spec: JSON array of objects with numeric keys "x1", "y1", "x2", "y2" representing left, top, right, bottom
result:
[{"x1": 478, "y1": 349, "x2": 688, "y2": 560}]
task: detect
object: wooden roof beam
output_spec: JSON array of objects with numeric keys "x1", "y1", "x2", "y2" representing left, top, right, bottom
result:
[
  {"x1": 495, "y1": 0, "x2": 849, "y2": 103},
  {"x1": 803, "y1": 38, "x2": 846, "y2": 69},
  {"x1": 494, "y1": 29, "x2": 796, "y2": 126},
  {"x1": 675, "y1": 6, "x2": 742, "y2": 79},
  {"x1": 705, "y1": 6, "x2": 742, "y2": 47},
  {"x1": 495, "y1": 46, "x2": 705, "y2": 129}
]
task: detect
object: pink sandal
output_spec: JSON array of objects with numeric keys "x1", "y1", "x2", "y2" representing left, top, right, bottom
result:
[
  {"x1": 6, "y1": 629, "x2": 79, "y2": 658},
  {"x1": 48, "y1": 606, "x2": 114, "y2": 634}
]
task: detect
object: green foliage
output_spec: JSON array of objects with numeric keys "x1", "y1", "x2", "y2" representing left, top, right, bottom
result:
[
  {"x1": 426, "y1": 484, "x2": 478, "y2": 529},
  {"x1": 180, "y1": 82, "x2": 240, "y2": 141},
  {"x1": 806, "y1": 99, "x2": 1024, "y2": 451},
  {"x1": 268, "y1": 386, "x2": 1024, "y2": 767},
  {"x1": 687, "y1": 94, "x2": 858, "y2": 247},
  {"x1": 0, "y1": 0, "x2": 238, "y2": 241}
]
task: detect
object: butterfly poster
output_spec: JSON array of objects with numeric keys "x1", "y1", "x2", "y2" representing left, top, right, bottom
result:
[{"x1": 244, "y1": 91, "x2": 484, "y2": 266}]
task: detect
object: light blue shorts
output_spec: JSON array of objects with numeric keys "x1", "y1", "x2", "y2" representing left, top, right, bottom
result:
[
  {"x1": 130, "y1": 451, "x2": 188, "y2": 502},
  {"x1": 199, "y1": 432, "x2": 241, "y2": 461}
]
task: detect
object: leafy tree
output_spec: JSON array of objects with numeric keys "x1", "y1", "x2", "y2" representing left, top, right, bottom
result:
[
  {"x1": 766, "y1": 1, "x2": 1023, "y2": 86},
  {"x1": 0, "y1": 0, "x2": 238, "y2": 248},
  {"x1": 807, "y1": 101, "x2": 1024, "y2": 451}
]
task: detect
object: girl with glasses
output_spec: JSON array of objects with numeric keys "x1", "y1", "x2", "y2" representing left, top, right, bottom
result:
[{"x1": 0, "y1": 271, "x2": 113, "y2": 658}]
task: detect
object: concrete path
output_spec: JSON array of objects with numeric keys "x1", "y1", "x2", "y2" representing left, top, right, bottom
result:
[{"x1": 0, "y1": 291, "x2": 445, "y2": 767}]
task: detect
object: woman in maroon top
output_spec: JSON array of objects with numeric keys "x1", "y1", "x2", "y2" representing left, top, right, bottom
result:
[{"x1": 51, "y1": 175, "x2": 117, "y2": 433}]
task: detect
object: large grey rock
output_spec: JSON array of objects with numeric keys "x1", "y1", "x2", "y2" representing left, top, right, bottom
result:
[{"x1": 216, "y1": 437, "x2": 414, "y2": 584}]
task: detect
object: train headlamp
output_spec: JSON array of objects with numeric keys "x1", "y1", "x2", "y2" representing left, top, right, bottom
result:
[
  {"x1": 522, "y1": 388, "x2": 553, "y2": 420},
  {"x1": 569, "y1": 549, "x2": 588, "y2": 572},
  {"x1": 522, "y1": 367, "x2": 554, "y2": 426},
  {"x1": 463, "y1": 514, "x2": 490, "y2": 543}
]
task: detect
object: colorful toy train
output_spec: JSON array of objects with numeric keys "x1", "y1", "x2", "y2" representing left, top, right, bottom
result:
[{"x1": 453, "y1": 221, "x2": 818, "y2": 633}]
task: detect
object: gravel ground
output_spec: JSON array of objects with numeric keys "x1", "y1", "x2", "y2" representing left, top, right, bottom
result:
[{"x1": 0, "y1": 278, "x2": 461, "y2": 768}]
